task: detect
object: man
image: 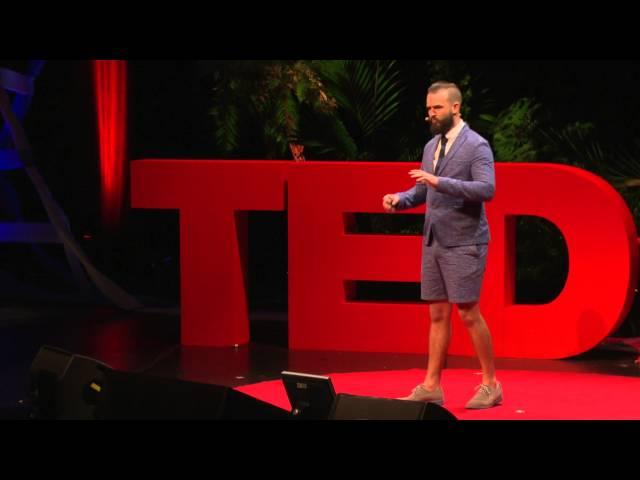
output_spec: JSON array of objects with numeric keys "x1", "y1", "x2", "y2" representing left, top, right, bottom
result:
[{"x1": 382, "y1": 81, "x2": 502, "y2": 409}]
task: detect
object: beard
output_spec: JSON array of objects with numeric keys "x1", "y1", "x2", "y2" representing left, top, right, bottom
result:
[{"x1": 429, "y1": 112, "x2": 454, "y2": 135}]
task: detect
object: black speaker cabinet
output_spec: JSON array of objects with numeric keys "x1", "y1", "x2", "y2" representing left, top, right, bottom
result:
[
  {"x1": 94, "y1": 369, "x2": 291, "y2": 420},
  {"x1": 330, "y1": 394, "x2": 457, "y2": 421},
  {"x1": 29, "y1": 345, "x2": 110, "y2": 420}
]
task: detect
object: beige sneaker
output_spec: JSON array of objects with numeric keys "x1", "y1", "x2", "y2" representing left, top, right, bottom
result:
[
  {"x1": 397, "y1": 385, "x2": 444, "y2": 405},
  {"x1": 465, "y1": 382, "x2": 503, "y2": 409}
]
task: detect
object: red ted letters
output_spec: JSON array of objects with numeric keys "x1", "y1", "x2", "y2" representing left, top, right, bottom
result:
[{"x1": 131, "y1": 161, "x2": 638, "y2": 359}]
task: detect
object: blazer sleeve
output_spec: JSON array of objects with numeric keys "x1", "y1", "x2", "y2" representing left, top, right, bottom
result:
[
  {"x1": 395, "y1": 184, "x2": 427, "y2": 210},
  {"x1": 435, "y1": 140, "x2": 496, "y2": 202}
]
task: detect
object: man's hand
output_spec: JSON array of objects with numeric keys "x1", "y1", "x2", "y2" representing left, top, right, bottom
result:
[
  {"x1": 382, "y1": 193, "x2": 400, "y2": 212},
  {"x1": 409, "y1": 169, "x2": 439, "y2": 188}
]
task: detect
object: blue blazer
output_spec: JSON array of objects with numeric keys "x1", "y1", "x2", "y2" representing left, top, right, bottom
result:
[{"x1": 396, "y1": 124, "x2": 495, "y2": 247}]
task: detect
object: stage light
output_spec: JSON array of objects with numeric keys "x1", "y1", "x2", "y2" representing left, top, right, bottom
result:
[{"x1": 93, "y1": 60, "x2": 127, "y2": 230}]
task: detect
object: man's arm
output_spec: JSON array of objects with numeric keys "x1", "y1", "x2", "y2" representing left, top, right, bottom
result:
[
  {"x1": 395, "y1": 184, "x2": 427, "y2": 210},
  {"x1": 436, "y1": 141, "x2": 495, "y2": 202}
]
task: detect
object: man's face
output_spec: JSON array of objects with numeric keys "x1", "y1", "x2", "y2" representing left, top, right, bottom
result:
[{"x1": 426, "y1": 90, "x2": 458, "y2": 135}]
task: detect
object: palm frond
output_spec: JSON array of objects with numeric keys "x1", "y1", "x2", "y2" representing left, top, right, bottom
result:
[
  {"x1": 210, "y1": 74, "x2": 240, "y2": 155},
  {"x1": 491, "y1": 98, "x2": 541, "y2": 162},
  {"x1": 322, "y1": 60, "x2": 404, "y2": 141}
]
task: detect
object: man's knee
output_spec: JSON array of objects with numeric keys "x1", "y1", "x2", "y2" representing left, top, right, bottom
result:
[
  {"x1": 429, "y1": 303, "x2": 451, "y2": 323},
  {"x1": 457, "y1": 302, "x2": 481, "y2": 327}
]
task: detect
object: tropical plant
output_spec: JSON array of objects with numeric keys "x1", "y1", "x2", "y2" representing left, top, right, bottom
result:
[
  {"x1": 482, "y1": 98, "x2": 542, "y2": 162},
  {"x1": 304, "y1": 60, "x2": 405, "y2": 160},
  {"x1": 207, "y1": 60, "x2": 337, "y2": 159}
]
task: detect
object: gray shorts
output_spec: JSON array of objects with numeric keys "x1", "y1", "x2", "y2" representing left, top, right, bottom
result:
[{"x1": 421, "y1": 236, "x2": 488, "y2": 304}]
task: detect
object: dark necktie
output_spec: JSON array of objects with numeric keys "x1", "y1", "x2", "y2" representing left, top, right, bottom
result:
[{"x1": 434, "y1": 135, "x2": 448, "y2": 174}]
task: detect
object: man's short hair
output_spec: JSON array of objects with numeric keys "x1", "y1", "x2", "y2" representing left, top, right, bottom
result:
[{"x1": 428, "y1": 81, "x2": 462, "y2": 104}]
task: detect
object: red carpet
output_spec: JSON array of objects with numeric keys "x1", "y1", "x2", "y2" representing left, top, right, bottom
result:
[{"x1": 236, "y1": 368, "x2": 640, "y2": 420}]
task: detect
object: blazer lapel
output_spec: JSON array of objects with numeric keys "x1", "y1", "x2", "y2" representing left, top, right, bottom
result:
[
  {"x1": 436, "y1": 124, "x2": 469, "y2": 175},
  {"x1": 423, "y1": 141, "x2": 437, "y2": 174}
]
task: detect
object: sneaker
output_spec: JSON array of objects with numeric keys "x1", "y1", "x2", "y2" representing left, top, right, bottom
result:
[
  {"x1": 465, "y1": 382, "x2": 503, "y2": 409},
  {"x1": 397, "y1": 385, "x2": 444, "y2": 405}
]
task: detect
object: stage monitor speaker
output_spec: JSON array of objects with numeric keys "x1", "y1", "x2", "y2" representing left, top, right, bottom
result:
[
  {"x1": 281, "y1": 371, "x2": 336, "y2": 420},
  {"x1": 94, "y1": 369, "x2": 291, "y2": 420},
  {"x1": 29, "y1": 345, "x2": 111, "y2": 420},
  {"x1": 329, "y1": 394, "x2": 457, "y2": 421}
]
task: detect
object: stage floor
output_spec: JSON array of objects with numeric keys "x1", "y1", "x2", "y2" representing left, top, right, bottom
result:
[{"x1": 2, "y1": 304, "x2": 639, "y2": 419}]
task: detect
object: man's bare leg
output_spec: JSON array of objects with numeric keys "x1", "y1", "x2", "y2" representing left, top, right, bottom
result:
[
  {"x1": 422, "y1": 301, "x2": 452, "y2": 390},
  {"x1": 458, "y1": 301, "x2": 497, "y2": 387}
]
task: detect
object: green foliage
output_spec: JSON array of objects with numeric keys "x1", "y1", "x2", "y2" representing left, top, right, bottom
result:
[
  {"x1": 539, "y1": 121, "x2": 598, "y2": 167},
  {"x1": 307, "y1": 60, "x2": 405, "y2": 160},
  {"x1": 209, "y1": 60, "x2": 337, "y2": 158},
  {"x1": 208, "y1": 59, "x2": 404, "y2": 161},
  {"x1": 489, "y1": 98, "x2": 542, "y2": 162}
]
